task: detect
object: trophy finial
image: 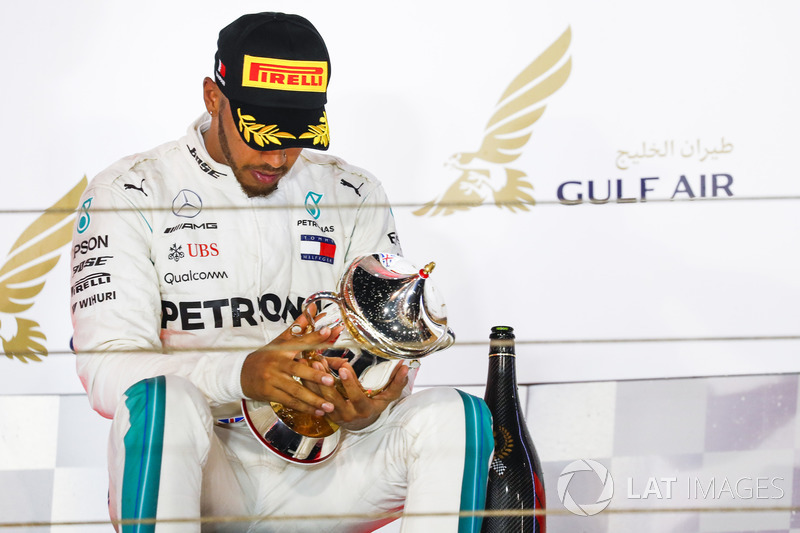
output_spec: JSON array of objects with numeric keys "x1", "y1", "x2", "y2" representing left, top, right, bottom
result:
[{"x1": 420, "y1": 262, "x2": 436, "y2": 278}]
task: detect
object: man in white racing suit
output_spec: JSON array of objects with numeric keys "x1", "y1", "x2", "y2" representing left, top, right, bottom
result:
[{"x1": 70, "y1": 12, "x2": 493, "y2": 533}]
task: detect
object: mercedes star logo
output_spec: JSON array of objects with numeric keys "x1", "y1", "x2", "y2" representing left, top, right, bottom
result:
[{"x1": 172, "y1": 189, "x2": 203, "y2": 218}]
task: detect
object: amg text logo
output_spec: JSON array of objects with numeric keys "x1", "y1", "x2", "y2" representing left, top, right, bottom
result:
[{"x1": 165, "y1": 222, "x2": 218, "y2": 234}]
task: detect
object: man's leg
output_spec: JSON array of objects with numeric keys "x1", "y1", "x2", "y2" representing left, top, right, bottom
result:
[
  {"x1": 249, "y1": 387, "x2": 493, "y2": 533},
  {"x1": 107, "y1": 375, "x2": 248, "y2": 532},
  {"x1": 391, "y1": 388, "x2": 494, "y2": 533}
]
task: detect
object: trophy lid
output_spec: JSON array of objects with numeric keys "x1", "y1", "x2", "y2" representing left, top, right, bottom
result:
[{"x1": 339, "y1": 254, "x2": 455, "y2": 359}]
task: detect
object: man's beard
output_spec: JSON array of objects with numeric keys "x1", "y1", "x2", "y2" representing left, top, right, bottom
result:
[{"x1": 217, "y1": 111, "x2": 288, "y2": 198}]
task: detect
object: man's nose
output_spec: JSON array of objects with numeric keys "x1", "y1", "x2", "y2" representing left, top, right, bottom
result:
[{"x1": 260, "y1": 150, "x2": 286, "y2": 167}]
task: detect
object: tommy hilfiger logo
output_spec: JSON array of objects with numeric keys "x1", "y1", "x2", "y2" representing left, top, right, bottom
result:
[{"x1": 300, "y1": 235, "x2": 335, "y2": 264}]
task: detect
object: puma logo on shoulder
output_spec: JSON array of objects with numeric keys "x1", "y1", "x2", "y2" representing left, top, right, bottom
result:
[
  {"x1": 124, "y1": 179, "x2": 148, "y2": 196},
  {"x1": 340, "y1": 179, "x2": 363, "y2": 197}
]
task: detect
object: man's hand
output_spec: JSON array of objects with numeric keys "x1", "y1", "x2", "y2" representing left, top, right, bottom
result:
[
  {"x1": 240, "y1": 308, "x2": 344, "y2": 418},
  {"x1": 309, "y1": 357, "x2": 410, "y2": 431}
]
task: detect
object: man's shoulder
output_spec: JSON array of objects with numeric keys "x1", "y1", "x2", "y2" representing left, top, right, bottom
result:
[
  {"x1": 297, "y1": 150, "x2": 383, "y2": 190},
  {"x1": 90, "y1": 140, "x2": 184, "y2": 190}
]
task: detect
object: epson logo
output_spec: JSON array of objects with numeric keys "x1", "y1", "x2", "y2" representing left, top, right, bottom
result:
[
  {"x1": 73, "y1": 235, "x2": 109, "y2": 258},
  {"x1": 164, "y1": 222, "x2": 218, "y2": 234}
]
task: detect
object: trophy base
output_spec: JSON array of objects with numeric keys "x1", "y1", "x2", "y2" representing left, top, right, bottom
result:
[{"x1": 241, "y1": 399, "x2": 341, "y2": 464}]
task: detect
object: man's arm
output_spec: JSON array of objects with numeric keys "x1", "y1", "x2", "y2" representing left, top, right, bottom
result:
[
  {"x1": 344, "y1": 181, "x2": 403, "y2": 260},
  {"x1": 309, "y1": 177, "x2": 415, "y2": 428},
  {"x1": 72, "y1": 180, "x2": 337, "y2": 418}
]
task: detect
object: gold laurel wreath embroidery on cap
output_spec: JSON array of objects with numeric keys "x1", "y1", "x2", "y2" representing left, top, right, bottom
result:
[
  {"x1": 299, "y1": 112, "x2": 329, "y2": 147},
  {"x1": 237, "y1": 108, "x2": 297, "y2": 147}
]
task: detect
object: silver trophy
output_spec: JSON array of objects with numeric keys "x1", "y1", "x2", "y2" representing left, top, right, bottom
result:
[{"x1": 242, "y1": 254, "x2": 455, "y2": 463}]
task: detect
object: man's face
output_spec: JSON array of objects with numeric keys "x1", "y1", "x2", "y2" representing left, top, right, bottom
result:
[{"x1": 216, "y1": 98, "x2": 303, "y2": 198}]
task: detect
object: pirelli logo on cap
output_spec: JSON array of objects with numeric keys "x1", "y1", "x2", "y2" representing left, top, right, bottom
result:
[{"x1": 242, "y1": 55, "x2": 328, "y2": 92}]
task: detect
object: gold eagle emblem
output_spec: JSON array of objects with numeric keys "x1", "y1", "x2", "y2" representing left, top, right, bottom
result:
[
  {"x1": 414, "y1": 28, "x2": 572, "y2": 216},
  {"x1": 1, "y1": 177, "x2": 87, "y2": 362}
]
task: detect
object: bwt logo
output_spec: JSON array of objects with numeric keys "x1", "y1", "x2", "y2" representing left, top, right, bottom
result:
[{"x1": 558, "y1": 459, "x2": 614, "y2": 516}]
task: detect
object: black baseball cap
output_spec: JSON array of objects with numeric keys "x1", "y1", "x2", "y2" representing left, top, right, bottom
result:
[{"x1": 214, "y1": 12, "x2": 331, "y2": 151}]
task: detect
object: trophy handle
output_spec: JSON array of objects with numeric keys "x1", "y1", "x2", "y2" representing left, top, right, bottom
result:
[
  {"x1": 300, "y1": 291, "x2": 403, "y2": 399},
  {"x1": 302, "y1": 290, "x2": 342, "y2": 325}
]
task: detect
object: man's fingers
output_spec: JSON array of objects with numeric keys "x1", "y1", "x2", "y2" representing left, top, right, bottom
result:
[
  {"x1": 272, "y1": 326, "x2": 333, "y2": 353},
  {"x1": 365, "y1": 363, "x2": 409, "y2": 404},
  {"x1": 288, "y1": 360, "x2": 334, "y2": 387},
  {"x1": 382, "y1": 364, "x2": 410, "y2": 397},
  {"x1": 338, "y1": 363, "x2": 373, "y2": 408},
  {"x1": 273, "y1": 375, "x2": 334, "y2": 414},
  {"x1": 308, "y1": 361, "x2": 344, "y2": 406}
]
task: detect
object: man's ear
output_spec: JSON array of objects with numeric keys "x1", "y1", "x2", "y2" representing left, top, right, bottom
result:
[{"x1": 202, "y1": 77, "x2": 222, "y2": 116}]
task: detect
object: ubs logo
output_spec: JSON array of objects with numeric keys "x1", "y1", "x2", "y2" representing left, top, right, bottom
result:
[
  {"x1": 168, "y1": 244, "x2": 185, "y2": 262},
  {"x1": 172, "y1": 189, "x2": 203, "y2": 218},
  {"x1": 187, "y1": 243, "x2": 219, "y2": 258},
  {"x1": 414, "y1": 28, "x2": 572, "y2": 216}
]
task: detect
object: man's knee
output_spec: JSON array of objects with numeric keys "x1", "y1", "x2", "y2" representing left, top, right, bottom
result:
[
  {"x1": 119, "y1": 375, "x2": 211, "y2": 433},
  {"x1": 400, "y1": 388, "x2": 493, "y2": 441}
]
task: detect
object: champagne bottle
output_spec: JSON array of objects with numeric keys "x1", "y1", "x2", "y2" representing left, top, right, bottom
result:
[{"x1": 481, "y1": 326, "x2": 546, "y2": 533}]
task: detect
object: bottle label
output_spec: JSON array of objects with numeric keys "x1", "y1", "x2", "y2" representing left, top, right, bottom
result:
[{"x1": 490, "y1": 425, "x2": 514, "y2": 475}]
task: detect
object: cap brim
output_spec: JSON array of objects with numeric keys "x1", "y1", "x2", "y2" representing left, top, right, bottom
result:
[{"x1": 227, "y1": 100, "x2": 329, "y2": 151}]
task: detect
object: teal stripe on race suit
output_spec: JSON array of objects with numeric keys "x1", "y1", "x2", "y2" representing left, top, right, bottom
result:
[
  {"x1": 456, "y1": 390, "x2": 494, "y2": 532},
  {"x1": 122, "y1": 376, "x2": 166, "y2": 533}
]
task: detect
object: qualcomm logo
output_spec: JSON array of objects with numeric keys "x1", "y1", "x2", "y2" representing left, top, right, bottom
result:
[{"x1": 557, "y1": 459, "x2": 614, "y2": 516}]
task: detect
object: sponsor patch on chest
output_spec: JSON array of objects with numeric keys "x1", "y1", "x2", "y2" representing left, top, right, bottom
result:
[{"x1": 300, "y1": 234, "x2": 336, "y2": 264}]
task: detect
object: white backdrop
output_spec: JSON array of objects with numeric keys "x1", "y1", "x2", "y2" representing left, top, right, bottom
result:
[
  {"x1": 1, "y1": 0, "x2": 798, "y2": 391},
  {"x1": 1, "y1": 2, "x2": 799, "y2": 531}
]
